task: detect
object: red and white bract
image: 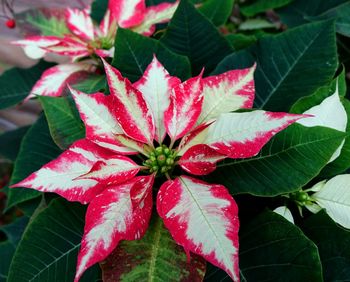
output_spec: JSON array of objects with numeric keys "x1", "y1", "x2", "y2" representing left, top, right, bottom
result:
[
  {"x1": 12, "y1": 36, "x2": 61, "y2": 59},
  {"x1": 203, "y1": 111, "x2": 304, "y2": 158},
  {"x1": 108, "y1": 0, "x2": 146, "y2": 28},
  {"x1": 179, "y1": 144, "x2": 226, "y2": 175},
  {"x1": 157, "y1": 176, "x2": 240, "y2": 282},
  {"x1": 12, "y1": 55, "x2": 307, "y2": 282},
  {"x1": 164, "y1": 73, "x2": 204, "y2": 141},
  {"x1": 134, "y1": 56, "x2": 181, "y2": 143},
  {"x1": 65, "y1": 8, "x2": 94, "y2": 41},
  {"x1": 196, "y1": 66, "x2": 255, "y2": 126},
  {"x1": 11, "y1": 139, "x2": 113, "y2": 204},
  {"x1": 29, "y1": 63, "x2": 91, "y2": 100},
  {"x1": 75, "y1": 176, "x2": 153, "y2": 282},
  {"x1": 103, "y1": 59, "x2": 155, "y2": 144}
]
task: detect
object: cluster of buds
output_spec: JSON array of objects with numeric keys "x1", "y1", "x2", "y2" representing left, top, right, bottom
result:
[{"x1": 144, "y1": 145, "x2": 176, "y2": 174}]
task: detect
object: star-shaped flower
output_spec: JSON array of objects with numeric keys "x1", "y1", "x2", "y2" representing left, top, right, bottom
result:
[
  {"x1": 11, "y1": 57, "x2": 304, "y2": 281},
  {"x1": 12, "y1": 0, "x2": 178, "y2": 100}
]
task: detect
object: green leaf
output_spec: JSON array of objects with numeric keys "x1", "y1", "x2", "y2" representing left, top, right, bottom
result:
[
  {"x1": 112, "y1": 28, "x2": 191, "y2": 82},
  {"x1": 278, "y1": 0, "x2": 350, "y2": 37},
  {"x1": 215, "y1": 20, "x2": 338, "y2": 111},
  {"x1": 90, "y1": 0, "x2": 108, "y2": 23},
  {"x1": 239, "y1": 19, "x2": 276, "y2": 30},
  {"x1": 208, "y1": 124, "x2": 346, "y2": 196},
  {"x1": 239, "y1": 210, "x2": 322, "y2": 281},
  {"x1": 225, "y1": 34, "x2": 257, "y2": 50},
  {"x1": 0, "y1": 217, "x2": 29, "y2": 281},
  {"x1": 39, "y1": 96, "x2": 85, "y2": 149},
  {"x1": 72, "y1": 75, "x2": 107, "y2": 93},
  {"x1": 160, "y1": 0, "x2": 233, "y2": 75},
  {"x1": 213, "y1": 49, "x2": 255, "y2": 73},
  {"x1": 0, "y1": 61, "x2": 54, "y2": 110},
  {"x1": 7, "y1": 199, "x2": 100, "y2": 282},
  {"x1": 198, "y1": 0, "x2": 234, "y2": 26},
  {"x1": 101, "y1": 215, "x2": 206, "y2": 281},
  {"x1": 302, "y1": 210, "x2": 350, "y2": 281},
  {"x1": 291, "y1": 70, "x2": 350, "y2": 177},
  {"x1": 0, "y1": 126, "x2": 29, "y2": 161},
  {"x1": 7, "y1": 115, "x2": 62, "y2": 210},
  {"x1": 241, "y1": 0, "x2": 292, "y2": 17}
]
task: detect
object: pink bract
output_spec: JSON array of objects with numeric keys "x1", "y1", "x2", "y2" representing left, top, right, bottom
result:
[{"x1": 11, "y1": 56, "x2": 305, "y2": 281}]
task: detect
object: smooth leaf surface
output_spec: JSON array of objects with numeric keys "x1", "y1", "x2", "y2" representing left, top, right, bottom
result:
[
  {"x1": 239, "y1": 210, "x2": 322, "y2": 281},
  {"x1": 241, "y1": 0, "x2": 292, "y2": 17},
  {"x1": 0, "y1": 61, "x2": 54, "y2": 109},
  {"x1": 215, "y1": 20, "x2": 338, "y2": 111},
  {"x1": 72, "y1": 75, "x2": 107, "y2": 94},
  {"x1": 40, "y1": 96, "x2": 85, "y2": 149},
  {"x1": 302, "y1": 210, "x2": 350, "y2": 281},
  {"x1": 198, "y1": 0, "x2": 234, "y2": 26},
  {"x1": 112, "y1": 28, "x2": 191, "y2": 82},
  {"x1": 160, "y1": 0, "x2": 233, "y2": 75},
  {"x1": 7, "y1": 199, "x2": 100, "y2": 282},
  {"x1": 7, "y1": 116, "x2": 61, "y2": 210},
  {"x1": 208, "y1": 124, "x2": 346, "y2": 196},
  {"x1": 0, "y1": 127, "x2": 29, "y2": 161},
  {"x1": 101, "y1": 215, "x2": 206, "y2": 281}
]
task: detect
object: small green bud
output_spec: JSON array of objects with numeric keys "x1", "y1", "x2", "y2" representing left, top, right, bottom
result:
[{"x1": 166, "y1": 158, "x2": 174, "y2": 165}]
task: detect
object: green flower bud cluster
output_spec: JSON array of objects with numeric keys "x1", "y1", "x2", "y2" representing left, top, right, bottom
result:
[
  {"x1": 144, "y1": 145, "x2": 176, "y2": 174},
  {"x1": 290, "y1": 190, "x2": 313, "y2": 206}
]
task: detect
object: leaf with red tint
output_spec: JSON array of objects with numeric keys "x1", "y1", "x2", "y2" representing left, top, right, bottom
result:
[
  {"x1": 108, "y1": 0, "x2": 146, "y2": 28},
  {"x1": 157, "y1": 176, "x2": 240, "y2": 281},
  {"x1": 65, "y1": 8, "x2": 94, "y2": 41},
  {"x1": 101, "y1": 216, "x2": 206, "y2": 282}
]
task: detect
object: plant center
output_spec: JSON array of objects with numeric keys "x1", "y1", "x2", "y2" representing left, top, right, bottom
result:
[{"x1": 144, "y1": 145, "x2": 176, "y2": 175}]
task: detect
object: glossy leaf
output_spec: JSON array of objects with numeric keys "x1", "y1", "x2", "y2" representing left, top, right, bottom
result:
[
  {"x1": 160, "y1": 0, "x2": 233, "y2": 75},
  {"x1": 7, "y1": 199, "x2": 100, "y2": 282},
  {"x1": 101, "y1": 215, "x2": 206, "y2": 281},
  {"x1": 0, "y1": 126, "x2": 29, "y2": 161},
  {"x1": 72, "y1": 75, "x2": 106, "y2": 94},
  {"x1": 112, "y1": 28, "x2": 191, "y2": 82},
  {"x1": 39, "y1": 96, "x2": 85, "y2": 149},
  {"x1": 208, "y1": 124, "x2": 346, "y2": 196},
  {"x1": 302, "y1": 210, "x2": 350, "y2": 281},
  {"x1": 241, "y1": 0, "x2": 292, "y2": 17},
  {"x1": 7, "y1": 116, "x2": 61, "y2": 210},
  {"x1": 0, "y1": 61, "x2": 54, "y2": 109},
  {"x1": 239, "y1": 210, "x2": 322, "y2": 281}
]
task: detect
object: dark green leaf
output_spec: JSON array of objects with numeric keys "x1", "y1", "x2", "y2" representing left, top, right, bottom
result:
[
  {"x1": 6, "y1": 115, "x2": 62, "y2": 210},
  {"x1": 0, "y1": 61, "x2": 54, "y2": 109},
  {"x1": 225, "y1": 34, "x2": 257, "y2": 50},
  {"x1": 0, "y1": 126, "x2": 29, "y2": 161},
  {"x1": 0, "y1": 217, "x2": 29, "y2": 244},
  {"x1": 40, "y1": 96, "x2": 85, "y2": 149},
  {"x1": 160, "y1": 0, "x2": 233, "y2": 75},
  {"x1": 112, "y1": 28, "x2": 191, "y2": 82},
  {"x1": 241, "y1": 0, "x2": 292, "y2": 17},
  {"x1": 278, "y1": 0, "x2": 350, "y2": 37},
  {"x1": 302, "y1": 210, "x2": 350, "y2": 281},
  {"x1": 240, "y1": 210, "x2": 322, "y2": 281},
  {"x1": 101, "y1": 215, "x2": 206, "y2": 281},
  {"x1": 212, "y1": 49, "x2": 255, "y2": 73},
  {"x1": 291, "y1": 70, "x2": 350, "y2": 177},
  {"x1": 90, "y1": 0, "x2": 108, "y2": 23},
  {"x1": 215, "y1": 20, "x2": 338, "y2": 111},
  {"x1": 72, "y1": 74, "x2": 106, "y2": 93},
  {"x1": 7, "y1": 199, "x2": 100, "y2": 282},
  {"x1": 199, "y1": 0, "x2": 234, "y2": 26},
  {"x1": 208, "y1": 124, "x2": 346, "y2": 196}
]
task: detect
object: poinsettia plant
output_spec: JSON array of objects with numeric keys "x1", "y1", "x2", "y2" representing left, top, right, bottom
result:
[{"x1": 1, "y1": 0, "x2": 350, "y2": 281}]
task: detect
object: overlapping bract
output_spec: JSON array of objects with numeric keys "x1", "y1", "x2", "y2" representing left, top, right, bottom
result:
[
  {"x1": 13, "y1": 0, "x2": 178, "y2": 100},
  {"x1": 11, "y1": 56, "x2": 304, "y2": 281}
]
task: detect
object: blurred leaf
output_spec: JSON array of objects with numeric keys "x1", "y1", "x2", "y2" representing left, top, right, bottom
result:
[
  {"x1": 241, "y1": 0, "x2": 292, "y2": 17},
  {"x1": 90, "y1": 0, "x2": 108, "y2": 23},
  {"x1": 7, "y1": 115, "x2": 61, "y2": 210},
  {"x1": 225, "y1": 34, "x2": 257, "y2": 50},
  {"x1": 239, "y1": 19, "x2": 276, "y2": 30},
  {"x1": 160, "y1": 0, "x2": 233, "y2": 75},
  {"x1": 72, "y1": 75, "x2": 106, "y2": 93},
  {"x1": 0, "y1": 61, "x2": 54, "y2": 110},
  {"x1": 40, "y1": 96, "x2": 85, "y2": 149},
  {"x1": 239, "y1": 210, "x2": 322, "y2": 281},
  {"x1": 0, "y1": 127, "x2": 30, "y2": 161},
  {"x1": 199, "y1": 0, "x2": 234, "y2": 26},
  {"x1": 112, "y1": 28, "x2": 191, "y2": 82},
  {"x1": 208, "y1": 124, "x2": 346, "y2": 196}
]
